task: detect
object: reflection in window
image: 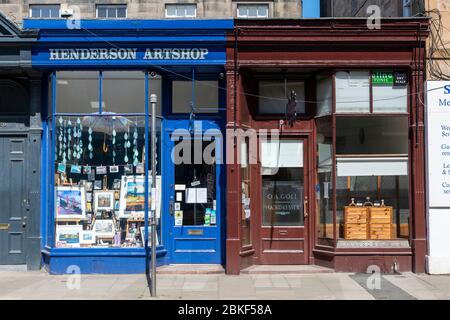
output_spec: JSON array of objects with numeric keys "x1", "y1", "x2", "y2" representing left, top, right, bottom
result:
[
  {"x1": 316, "y1": 117, "x2": 333, "y2": 245},
  {"x1": 241, "y1": 137, "x2": 251, "y2": 246},
  {"x1": 258, "y1": 80, "x2": 305, "y2": 114},
  {"x1": 56, "y1": 71, "x2": 99, "y2": 113},
  {"x1": 261, "y1": 139, "x2": 304, "y2": 227},
  {"x1": 172, "y1": 81, "x2": 219, "y2": 113},
  {"x1": 335, "y1": 71, "x2": 370, "y2": 113}
]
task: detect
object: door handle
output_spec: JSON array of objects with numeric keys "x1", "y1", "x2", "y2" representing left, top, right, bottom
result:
[
  {"x1": 169, "y1": 200, "x2": 174, "y2": 215},
  {"x1": 22, "y1": 216, "x2": 27, "y2": 228},
  {"x1": 304, "y1": 197, "x2": 308, "y2": 218}
]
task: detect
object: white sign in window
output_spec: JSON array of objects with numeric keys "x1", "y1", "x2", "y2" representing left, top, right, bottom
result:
[
  {"x1": 261, "y1": 140, "x2": 303, "y2": 175},
  {"x1": 336, "y1": 157, "x2": 408, "y2": 177},
  {"x1": 373, "y1": 85, "x2": 408, "y2": 113},
  {"x1": 335, "y1": 71, "x2": 370, "y2": 113},
  {"x1": 165, "y1": 4, "x2": 197, "y2": 18},
  {"x1": 237, "y1": 4, "x2": 269, "y2": 18}
]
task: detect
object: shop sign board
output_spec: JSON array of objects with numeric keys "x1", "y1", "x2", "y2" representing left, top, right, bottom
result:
[
  {"x1": 32, "y1": 45, "x2": 226, "y2": 67},
  {"x1": 426, "y1": 81, "x2": 450, "y2": 207},
  {"x1": 372, "y1": 71, "x2": 394, "y2": 86}
]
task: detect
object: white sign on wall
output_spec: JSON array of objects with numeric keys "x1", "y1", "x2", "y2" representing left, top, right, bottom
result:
[{"x1": 426, "y1": 81, "x2": 450, "y2": 207}]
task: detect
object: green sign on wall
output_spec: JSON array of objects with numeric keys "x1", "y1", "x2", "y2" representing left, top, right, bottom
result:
[{"x1": 372, "y1": 71, "x2": 394, "y2": 86}]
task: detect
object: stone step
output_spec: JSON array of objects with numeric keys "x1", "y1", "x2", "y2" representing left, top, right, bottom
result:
[
  {"x1": 240, "y1": 265, "x2": 334, "y2": 275},
  {"x1": 156, "y1": 264, "x2": 225, "y2": 274}
]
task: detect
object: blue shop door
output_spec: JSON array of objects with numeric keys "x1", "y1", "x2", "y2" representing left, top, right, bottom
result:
[{"x1": 164, "y1": 124, "x2": 223, "y2": 264}]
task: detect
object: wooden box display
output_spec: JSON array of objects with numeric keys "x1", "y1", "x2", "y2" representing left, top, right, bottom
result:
[
  {"x1": 344, "y1": 206, "x2": 369, "y2": 240},
  {"x1": 368, "y1": 206, "x2": 393, "y2": 240}
]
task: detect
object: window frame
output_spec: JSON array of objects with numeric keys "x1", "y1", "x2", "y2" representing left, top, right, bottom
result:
[
  {"x1": 314, "y1": 70, "x2": 412, "y2": 249},
  {"x1": 236, "y1": 3, "x2": 270, "y2": 18},
  {"x1": 96, "y1": 4, "x2": 128, "y2": 19},
  {"x1": 165, "y1": 4, "x2": 197, "y2": 18},
  {"x1": 29, "y1": 4, "x2": 61, "y2": 19}
]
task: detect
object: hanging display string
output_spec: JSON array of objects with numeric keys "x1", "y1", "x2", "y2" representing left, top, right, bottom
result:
[{"x1": 76, "y1": 25, "x2": 433, "y2": 106}]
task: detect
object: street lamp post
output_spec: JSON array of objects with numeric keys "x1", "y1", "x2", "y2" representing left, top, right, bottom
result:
[{"x1": 150, "y1": 93, "x2": 157, "y2": 297}]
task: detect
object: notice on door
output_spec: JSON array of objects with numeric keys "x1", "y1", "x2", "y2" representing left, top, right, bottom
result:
[
  {"x1": 262, "y1": 181, "x2": 303, "y2": 225},
  {"x1": 426, "y1": 81, "x2": 450, "y2": 207}
]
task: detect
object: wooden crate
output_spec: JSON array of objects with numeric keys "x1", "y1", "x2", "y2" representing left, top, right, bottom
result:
[
  {"x1": 344, "y1": 206, "x2": 369, "y2": 240},
  {"x1": 368, "y1": 206, "x2": 393, "y2": 240}
]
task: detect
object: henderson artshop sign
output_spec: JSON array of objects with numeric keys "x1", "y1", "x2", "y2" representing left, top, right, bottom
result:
[{"x1": 49, "y1": 47, "x2": 209, "y2": 61}]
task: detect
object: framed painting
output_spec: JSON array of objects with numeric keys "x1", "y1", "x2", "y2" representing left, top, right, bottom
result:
[
  {"x1": 93, "y1": 219, "x2": 115, "y2": 238},
  {"x1": 55, "y1": 186, "x2": 86, "y2": 219},
  {"x1": 55, "y1": 225, "x2": 83, "y2": 248},
  {"x1": 94, "y1": 190, "x2": 115, "y2": 212},
  {"x1": 80, "y1": 230, "x2": 96, "y2": 245}
]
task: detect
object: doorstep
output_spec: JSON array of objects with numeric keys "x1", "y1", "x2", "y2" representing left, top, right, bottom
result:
[
  {"x1": 0, "y1": 265, "x2": 28, "y2": 272},
  {"x1": 240, "y1": 265, "x2": 334, "y2": 275},
  {"x1": 156, "y1": 264, "x2": 225, "y2": 274}
]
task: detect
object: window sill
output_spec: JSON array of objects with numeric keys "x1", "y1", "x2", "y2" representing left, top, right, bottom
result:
[{"x1": 336, "y1": 239, "x2": 410, "y2": 249}]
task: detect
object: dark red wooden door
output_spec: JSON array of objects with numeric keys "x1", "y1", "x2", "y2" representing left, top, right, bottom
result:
[{"x1": 258, "y1": 137, "x2": 309, "y2": 265}]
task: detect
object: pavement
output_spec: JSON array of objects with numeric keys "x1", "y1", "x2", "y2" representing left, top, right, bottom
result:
[{"x1": 1, "y1": 269, "x2": 450, "y2": 300}]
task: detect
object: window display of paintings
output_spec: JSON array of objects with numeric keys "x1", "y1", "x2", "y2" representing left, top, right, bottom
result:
[{"x1": 80, "y1": 230, "x2": 96, "y2": 245}]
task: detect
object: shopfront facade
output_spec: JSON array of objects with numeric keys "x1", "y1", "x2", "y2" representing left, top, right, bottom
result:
[
  {"x1": 25, "y1": 19, "x2": 231, "y2": 274},
  {"x1": 225, "y1": 18, "x2": 429, "y2": 274},
  {"x1": 0, "y1": 13, "x2": 41, "y2": 271}
]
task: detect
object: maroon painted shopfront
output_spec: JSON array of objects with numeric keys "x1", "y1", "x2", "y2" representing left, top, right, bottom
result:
[{"x1": 225, "y1": 18, "x2": 429, "y2": 274}]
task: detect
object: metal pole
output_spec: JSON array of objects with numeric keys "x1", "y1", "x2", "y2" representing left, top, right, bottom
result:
[{"x1": 150, "y1": 93, "x2": 157, "y2": 297}]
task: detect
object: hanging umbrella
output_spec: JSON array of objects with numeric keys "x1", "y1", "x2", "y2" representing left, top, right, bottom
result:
[{"x1": 81, "y1": 112, "x2": 133, "y2": 135}]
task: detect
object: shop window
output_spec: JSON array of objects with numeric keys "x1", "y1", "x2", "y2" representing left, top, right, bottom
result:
[
  {"x1": 316, "y1": 117, "x2": 333, "y2": 246},
  {"x1": 335, "y1": 116, "x2": 409, "y2": 241},
  {"x1": 335, "y1": 71, "x2": 370, "y2": 113},
  {"x1": 174, "y1": 139, "x2": 216, "y2": 226},
  {"x1": 258, "y1": 80, "x2": 305, "y2": 115},
  {"x1": 56, "y1": 71, "x2": 100, "y2": 113},
  {"x1": 52, "y1": 72, "x2": 162, "y2": 249},
  {"x1": 102, "y1": 71, "x2": 146, "y2": 114},
  {"x1": 29, "y1": 5, "x2": 60, "y2": 18},
  {"x1": 336, "y1": 116, "x2": 408, "y2": 155},
  {"x1": 237, "y1": 4, "x2": 269, "y2": 18},
  {"x1": 261, "y1": 139, "x2": 304, "y2": 226},
  {"x1": 372, "y1": 71, "x2": 408, "y2": 113},
  {"x1": 316, "y1": 75, "x2": 332, "y2": 116},
  {"x1": 96, "y1": 5, "x2": 127, "y2": 18},
  {"x1": 172, "y1": 80, "x2": 218, "y2": 113},
  {"x1": 165, "y1": 4, "x2": 197, "y2": 18},
  {"x1": 241, "y1": 137, "x2": 251, "y2": 246}
]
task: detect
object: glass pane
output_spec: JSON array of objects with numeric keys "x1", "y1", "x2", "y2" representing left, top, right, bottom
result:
[
  {"x1": 166, "y1": 5, "x2": 177, "y2": 17},
  {"x1": 335, "y1": 71, "x2": 370, "y2": 113},
  {"x1": 56, "y1": 71, "x2": 99, "y2": 113},
  {"x1": 185, "y1": 5, "x2": 196, "y2": 17},
  {"x1": 336, "y1": 116, "x2": 408, "y2": 155},
  {"x1": 50, "y1": 7, "x2": 59, "y2": 18},
  {"x1": 259, "y1": 80, "x2": 306, "y2": 114},
  {"x1": 262, "y1": 168, "x2": 304, "y2": 226},
  {"x1": 53, "y1": 115, "x2": 162, "y2": 248},
  {"x1": 257, "y1": 5, "x2": 268, "y2": 17},
  {"x1": 373, "y1": 85, "x2": 408, "y2": 113},
  {"x1": 172, "y1": 81, "x2": 219, "y2": 113},
  {"x1": 117, "y1": 7, "x2": 126, "y2": 18},
  {"x1": 30, "y1": 8, "x2": 40, "y2": 18},
  {"x1": 97, "y1": 7, "x2": 107, "y2": 18},
  {"x1": 237, "y1": 6, "x2": 247, "y2": 17},
  {"x1": 174, "y1": 140, "x2": 216, "y2": 226},
  {"x1": 107, "y1": 8, "x2": 116, "y2": 18},
  {"x1": 102, "y1": 71, "x2": 145, "y2": 113},
  {"x1": 316, "y1": 76, "x2": 332, "y2": 116},
  {"x1": 241, "y1": 138, "x2": 251, "y2": 246},
  {"x1": 248, "y1": 6, "x2": 258, "y2": 17},
  {"x1": 316, "y1": 117, "x2": 333, "y2": 245},
  {"x1": 41, "y1": 8, "x2": 50, "y2": 18}
]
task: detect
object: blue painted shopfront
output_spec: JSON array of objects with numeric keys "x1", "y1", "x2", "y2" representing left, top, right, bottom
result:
[{"x1": 25, "y1": 19, "x2": 232, "y2": 274}]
